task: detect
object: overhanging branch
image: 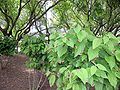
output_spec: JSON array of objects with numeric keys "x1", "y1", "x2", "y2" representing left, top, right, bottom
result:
[{"x1": 17, "y1": 0, "x2": 62, "y2": 40}]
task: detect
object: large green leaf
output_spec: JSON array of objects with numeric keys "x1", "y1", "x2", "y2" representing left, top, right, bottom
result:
[
  {"x1": 72, "y1": 83, "x2": 80, "y2": 90},
  {"x1": 59, "y1": 67, "x2": 67, "y2": 73},
  {"x1": 77, "y1": 30, "x2": 87, "y2": 42},
  {"x1": 50, "y1": 33, "x2": 58, "y2": 40},
  {"x1": 74, "y1": 39, "x2": 87, "y2": 57},
  {"x1": 107, "y1": 33, "x2": 117, "y2": 40},
  {"x1": 105, "y1": 84, "x2": 114, "y2": 90},
  {"x1": 75, "y1": 68, "x2": 88, "y2": 84},
  {"x1": 95, "y1": 70, "x2": 107, "y2": 78},
  {"x1": 94, "y1": 77, "x2": 104, "y2": 84},
  {"x1": 57, "y1": 45, "x2": 67, "y2": 57},
  {"x1": 66, "y1": 38, "x2": 75, "y2": 48},
  {"x1": 108, "y1": 72, "x2": 117, "y2": 88},
  {"x1": 54, "y1": 39, "x2": 63, "y2": 47},
  {"x1": 103, "y1": 36, "x2": 109, "y2": 44},
  {"x1": 95, "y1": 81, "x2": 103, "y2": 90},
  {"x1": 90, "y1": 66, "x2": 97, "y2": 76},
  {"x1": 93, "y1": 38, "x2": 102, "y2": 49},
  {"x1": 66, "y1": 83, "x2": 72, "y2": 90},
  {"x1": 74, "y1": 25, "x2": 81, "y2": 34},
  {"x1": 86, "y1": 31, "x2": 95, "y2": 41},
  {"x1": 105, "y1": 56, "x2": 115, "y2": 70},
  {"x1": 71, "y1": 82, "x2": 86, "y2": 90},
  {"x1": 107, "y1": 41, "x2": 115, "y2": 51},
  {"x1": 88, "y1": 77, "x2": 94, "y2": 86},
  {"x1": 115, "y1": 72, "x2": 120, "y2": 79},
  {"x1": 96, "y1": 64, "x2": 107, "y2": 72},
  {"x1": 77, "y1": 83, "x2": 86, "y2": 90},
  {"x1": 115, "y1": 50, "x2": 120, "y2": 62},
  {"x1": 81, "y1": 55, "x2": 87, "y2": 61},
  {"x1": 88, "y1": 47, "x2": 99, "y2": 61},
  {"x1": 56, "y1": 77, "x2": 62, "y2": 88},
  {"x1": 49, "y1": 74, "x2": 56, "y2": 87},
  {"x1": 62, "y1": 37, "x2": 67, "y2": 43}
]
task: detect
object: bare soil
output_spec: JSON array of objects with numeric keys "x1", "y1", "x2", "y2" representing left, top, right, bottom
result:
[{"x1": 0, "y1": 55, "x2": 51, "y2": 90}]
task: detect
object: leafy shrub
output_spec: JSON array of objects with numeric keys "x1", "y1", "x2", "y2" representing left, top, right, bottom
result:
[
  {"x1": 46, "y1": 26, "x2": 120, "y2": 90},
  {"x1": 20, "y1": 35, "x2": 48, "y2": 70},
  {"x1": 0, "y1": 36, "x2": 17, "y2": 56}
]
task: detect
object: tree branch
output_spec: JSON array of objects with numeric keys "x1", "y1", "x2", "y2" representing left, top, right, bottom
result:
[
  {"x1": 0, "y1": 8, "x2": 13, "y2": 25},
  {"x1": 9, "y1": 0, "x2": 31, "y2": 36},
  {"x1": 18, "y1": 0, "x2": 62, "y2": 37},
  {"x1": 9, "y1": 0, "x2": 23, "y2": 36}
]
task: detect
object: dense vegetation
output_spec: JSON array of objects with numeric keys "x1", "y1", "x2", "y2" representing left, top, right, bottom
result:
[
  {"x1": 46, "y1": 26, "x2": 120, "y2": 89},
  {"x1": 53, "y1": 0, "x2": 120, "y2": 36},
  {"x1": 20, "y1": 35, "x2": 48, "y2": 70},
  {"x1": 0, "y1": 36, "x2": 16, "y2": 56},
  {"x1": 0, "y1": 0, "x2": 120, "y2": 90}
]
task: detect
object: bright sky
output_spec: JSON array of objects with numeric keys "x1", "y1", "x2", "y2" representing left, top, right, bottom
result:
[{"x1": 29, "y1": 1, "x2": 53, "y2": 34}]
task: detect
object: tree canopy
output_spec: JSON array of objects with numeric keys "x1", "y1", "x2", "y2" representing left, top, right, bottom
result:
[
  {"x1": 0, "y1": 0, "x2": 61, "y2": 41},
  {"x1": 52, "y1": 0, "x2": 120, "y2": 36},
  {"x1": 0, "y1": 0, "x2": 120, "y2": 40}
]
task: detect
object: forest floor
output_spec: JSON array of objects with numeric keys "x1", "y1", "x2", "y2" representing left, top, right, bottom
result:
[{"x1": 0, "y1": 55, "x2": 52, "y2": 90}]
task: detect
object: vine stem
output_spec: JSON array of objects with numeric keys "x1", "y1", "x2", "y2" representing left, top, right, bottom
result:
[
  {"x1": 36, "y1": 72, "x2": 43, "y2": 90},
  {"x1": 39, "y1": 77, "x2": 47, "y2": 90},
  {"x1": 29, "y1": 69, "x2": 31, "y2": 90}
]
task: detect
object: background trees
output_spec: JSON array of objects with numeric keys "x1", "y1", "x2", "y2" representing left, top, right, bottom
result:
[
  {"x1": 52, "y1": 0, "x2": 120, "y2": 36},
  {"x1": 0, "y1": 0, "x2": 61, "y2": 41},
  {"x1": 0, "y1": 0, "x2": 119, "y2": 41}
]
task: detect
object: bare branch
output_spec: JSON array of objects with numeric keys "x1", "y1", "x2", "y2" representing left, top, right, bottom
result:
[
  {"x1": 21, "y1": 0, "x2": 31, "y2": 9},
  {"x1": 87, "y1": 0, "x2": 92, "y2": 21},
  {"x1": 9, "y1": 0, "x2": 30, "y2": 36},
  {"x1": 72, "y1": 8, "x2": 85, "y2": 27},
  {"x1": 18, "y1": 0, "x2": 62, "y2": 36},
  {"x1": 9, "y1": 0, "x2": 23, "y2": 36},
  {"x1": 0, "y1": 8, "x2": 13, "y2": 25}
]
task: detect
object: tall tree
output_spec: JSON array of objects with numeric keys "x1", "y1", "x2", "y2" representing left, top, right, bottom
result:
[{"x1": 0, "y1": 0, "x2": 62, "y2": 41}]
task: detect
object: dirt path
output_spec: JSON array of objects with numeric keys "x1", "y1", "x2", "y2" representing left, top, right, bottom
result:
[{"x1": 0, "y1": 55, "x2": 51, "y2": 90}]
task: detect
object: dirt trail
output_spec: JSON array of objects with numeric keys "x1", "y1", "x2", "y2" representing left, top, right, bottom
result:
[{"x1": 0, "y1": 55, "x2": 51, "y2": 90}]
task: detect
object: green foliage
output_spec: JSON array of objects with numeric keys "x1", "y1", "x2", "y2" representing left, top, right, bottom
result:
[
  {"x1": 0, "y1": 36, "x2": 17, "y2": 56},
  {"x1": 45, "y1": 26, "x2": 120, "y2": 89},
  {"x1": 20, "y1": 35, "x2": 48, "y2": 70},
  {"x1": 49, "y1": 74, "x2": 56, "y2": 87},
  {"x1": 53, "y1": 0, "x2": 120, "y2": 36},
  {"x1": 0, "y1": 0, "x2": 56, "y2": 41}
]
